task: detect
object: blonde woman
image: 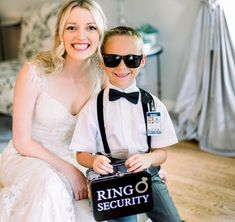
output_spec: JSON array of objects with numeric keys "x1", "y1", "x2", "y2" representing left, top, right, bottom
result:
[{"x1": 0, "y1": 1, "x2": 107, "y2": 221}]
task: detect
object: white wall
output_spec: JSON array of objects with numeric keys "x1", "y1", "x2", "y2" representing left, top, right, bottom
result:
[{"x1": 0, "y1": 0, "x2": 201, "y2": 107}]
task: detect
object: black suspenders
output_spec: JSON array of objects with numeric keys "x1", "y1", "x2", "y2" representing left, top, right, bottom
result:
[
  {"x1": 97, "y1": 89, "x2": 110, "y2": 155},
  {"x1": 97, "y1": 88, "x2": 154, "y2": 156},
  {"x1": 139, "y1": 88, "x2": 155, "y2": 151}
]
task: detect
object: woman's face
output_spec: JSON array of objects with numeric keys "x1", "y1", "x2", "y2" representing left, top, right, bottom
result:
[{"x1": 63, "y1": 7, "x2": 100, "y2": 61}]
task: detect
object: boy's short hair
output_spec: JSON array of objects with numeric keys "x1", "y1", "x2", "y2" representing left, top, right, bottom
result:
[{"x1": 101, "y1": 26, "x2": 144, "y2": 53}]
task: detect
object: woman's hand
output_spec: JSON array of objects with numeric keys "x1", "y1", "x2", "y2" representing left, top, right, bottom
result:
[
  {"x1": 62, "y1": 164, "x2": 88, "y2": 201},
  {"x1": 93, "y1": 155, "x2": 113, "y2": 175}
]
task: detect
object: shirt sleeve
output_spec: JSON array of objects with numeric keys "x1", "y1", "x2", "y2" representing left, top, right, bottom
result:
[
  {"x1": 151, "y1": 97, "x2": 178, "y2": 148},
  {"x1": 70, "y1": 97, "x2": 98, "y2": 153}
]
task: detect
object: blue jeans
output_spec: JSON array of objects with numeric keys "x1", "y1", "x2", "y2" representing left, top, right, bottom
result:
[
  {"x1": 108, "y1": 215, "x2": 137, "y2": 222},
  {"x1": 147, "y1": 166, "x2": 182, "y2": 222},
  {"x1": 107, "y1": 166, "x2": 181, "y2": 222}
]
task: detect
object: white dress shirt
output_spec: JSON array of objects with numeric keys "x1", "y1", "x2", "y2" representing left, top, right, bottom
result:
[{"x1": 70, "y1": 81, "x2": 178, "y2": 158}]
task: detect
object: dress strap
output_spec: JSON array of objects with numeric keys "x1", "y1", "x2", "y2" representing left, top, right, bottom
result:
[{"x1": 27, "y1": 63, "x2": 47, "y2": 92}]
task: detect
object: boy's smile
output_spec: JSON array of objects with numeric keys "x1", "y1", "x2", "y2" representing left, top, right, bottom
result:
[{"x1": 102, "y1": 35, "x2": 146, "y2": 89}]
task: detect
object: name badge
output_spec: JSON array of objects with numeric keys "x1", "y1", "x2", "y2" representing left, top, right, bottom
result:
[{"x1": 146, "y1": 112, "x2": 161, "y2": 135}]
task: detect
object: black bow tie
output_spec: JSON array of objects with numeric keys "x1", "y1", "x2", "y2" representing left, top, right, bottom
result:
[{"x1": 109, "y1": 88, "x2": 139, "y2": 104}]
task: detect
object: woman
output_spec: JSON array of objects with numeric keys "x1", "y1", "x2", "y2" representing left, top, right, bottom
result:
[{"x1": 0, "y1": 0, "x2": 107, "y2": 221}]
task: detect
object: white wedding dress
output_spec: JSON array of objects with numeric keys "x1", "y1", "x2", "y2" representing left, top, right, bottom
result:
[{"x1": 0, "y1": 64, "x2": 96, "y2": 222}]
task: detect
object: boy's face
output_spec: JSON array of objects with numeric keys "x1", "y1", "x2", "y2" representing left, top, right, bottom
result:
[{"x1": 101, "y1": 35, "x2": 146, "y2": 89}]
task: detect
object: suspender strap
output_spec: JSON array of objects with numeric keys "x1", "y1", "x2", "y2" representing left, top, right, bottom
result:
[
  {"x1": 97, "y1": 89, "x2": 111, "y2": 155},
  {"x1": 97, "y1": 88, "x2": 154, "y2": 155},
  {"x1": 140, "y1": 88, "x2": 154, "y2": 153}
]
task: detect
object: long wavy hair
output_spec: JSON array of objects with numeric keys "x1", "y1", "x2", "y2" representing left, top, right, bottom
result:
[{"x1": 34, "y1": 0, "x2": 107, "y2": 75}]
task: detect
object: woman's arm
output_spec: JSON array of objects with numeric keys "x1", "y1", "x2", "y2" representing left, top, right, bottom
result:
[{"x1": 12, "y1": 64, "x2": 87, "y2": 200}]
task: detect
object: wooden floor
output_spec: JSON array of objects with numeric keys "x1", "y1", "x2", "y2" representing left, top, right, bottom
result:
[{"x1": 163, "y1": 141, "x2": 235, "y2": 222}]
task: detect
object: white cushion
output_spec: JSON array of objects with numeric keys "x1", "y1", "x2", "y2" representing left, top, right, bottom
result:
[{"x1": 74, "y1": 199, "x2": 149, "y2": 221}]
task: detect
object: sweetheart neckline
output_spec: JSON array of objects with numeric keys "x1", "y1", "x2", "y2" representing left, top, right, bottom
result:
[{"x1": 42, "y1": 92, "x2": 79, "y2": 118}]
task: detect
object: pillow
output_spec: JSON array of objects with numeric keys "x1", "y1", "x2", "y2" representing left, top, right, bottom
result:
[{"x1": 18, "y1": 1, "x2": 61, "y2": 62}]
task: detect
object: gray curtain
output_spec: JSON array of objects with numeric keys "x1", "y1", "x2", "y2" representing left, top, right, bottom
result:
[{"x1": 173, "y1": 0, "x2": 235, "y2": 156}]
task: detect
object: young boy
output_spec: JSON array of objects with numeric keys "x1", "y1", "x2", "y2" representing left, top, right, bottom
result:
[{"x1": 70, "y1": 26, "x2": 182, "y2": 222}]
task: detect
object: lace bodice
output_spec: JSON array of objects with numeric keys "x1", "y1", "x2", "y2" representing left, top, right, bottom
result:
[{"x1": 26, "y1": 63, "x2": 78, "y2": 158}]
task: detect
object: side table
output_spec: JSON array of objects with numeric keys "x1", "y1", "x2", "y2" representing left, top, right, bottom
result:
[
  {"x1": 0, "y1": 17, "x2": 21, "y2": 61},
  {"x1": 147, "y1": 45, "x2": 163, "y2": 99},
  {"x1": 137, "y1": 45, "x2": 163, "y2": 99}
]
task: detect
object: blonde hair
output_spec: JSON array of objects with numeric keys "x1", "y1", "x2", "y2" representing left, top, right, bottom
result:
[
  {"x1": 101, "y1": 26, "x2": 144, "y2": 54},
  {"x1": 34, "y1": 0, "x2": 107, "y2": 74}
]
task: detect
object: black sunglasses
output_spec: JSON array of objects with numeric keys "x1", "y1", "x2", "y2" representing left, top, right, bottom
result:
[{"x1": 102, "y1": 54, "x2": 143, "y2": 68}]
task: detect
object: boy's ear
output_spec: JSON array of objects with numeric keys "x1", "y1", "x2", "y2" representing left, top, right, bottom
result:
[
  {"x1": 140, "y1": 54, "x2": 147, "y2": 68},
  {"x1": 100, "y1": 60, "x2": 105, "y2": 70}
]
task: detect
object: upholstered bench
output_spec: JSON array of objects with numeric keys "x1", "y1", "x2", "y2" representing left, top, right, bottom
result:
[{"x1": 0, "y1": 1, "x2": 61, "y2": 115}]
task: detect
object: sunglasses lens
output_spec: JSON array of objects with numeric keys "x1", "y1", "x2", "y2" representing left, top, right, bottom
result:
[
  {"x1": 124, "y1": 55, "x2": 142, "y2": 68},
  {"x1": 103, "y1": 55, "x2": 121, "y2": 67},
  {"x1": 102, "y1": 54, "x2": 143, "y2": 68}
]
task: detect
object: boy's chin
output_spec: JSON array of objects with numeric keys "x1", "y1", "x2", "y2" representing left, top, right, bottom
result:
[{"x1": 109, "y1": 80, "x2": 135, "y2": 90}]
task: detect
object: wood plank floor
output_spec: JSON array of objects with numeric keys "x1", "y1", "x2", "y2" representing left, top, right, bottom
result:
[{"x1": 163, "y1": 140, "x2": 235, "y2": 222}]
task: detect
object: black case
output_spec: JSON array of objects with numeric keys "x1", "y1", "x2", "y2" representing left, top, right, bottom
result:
[{"x1": 86, "y1": 162, "x2": 153, "y2": 221}]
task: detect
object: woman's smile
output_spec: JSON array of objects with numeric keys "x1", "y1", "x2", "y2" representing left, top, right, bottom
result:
[{"x1": 72, "y1": 43, "x2": 90, "y2": 51}]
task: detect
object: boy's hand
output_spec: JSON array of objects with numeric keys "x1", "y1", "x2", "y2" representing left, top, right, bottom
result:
[
  {"x1": 125, "y1": 153, "x2": 151, "y2": 173},
  {"x1": 158, "y1": 169, "x2": 168, "y2": 184},
  {"x1": 93, "y1": 155, "x2": 113, "y2": 175}
]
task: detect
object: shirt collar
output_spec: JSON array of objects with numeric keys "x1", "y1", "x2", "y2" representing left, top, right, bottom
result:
[{"x1": 107, "y1": 80, "x2": 139, "y2": 93}]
